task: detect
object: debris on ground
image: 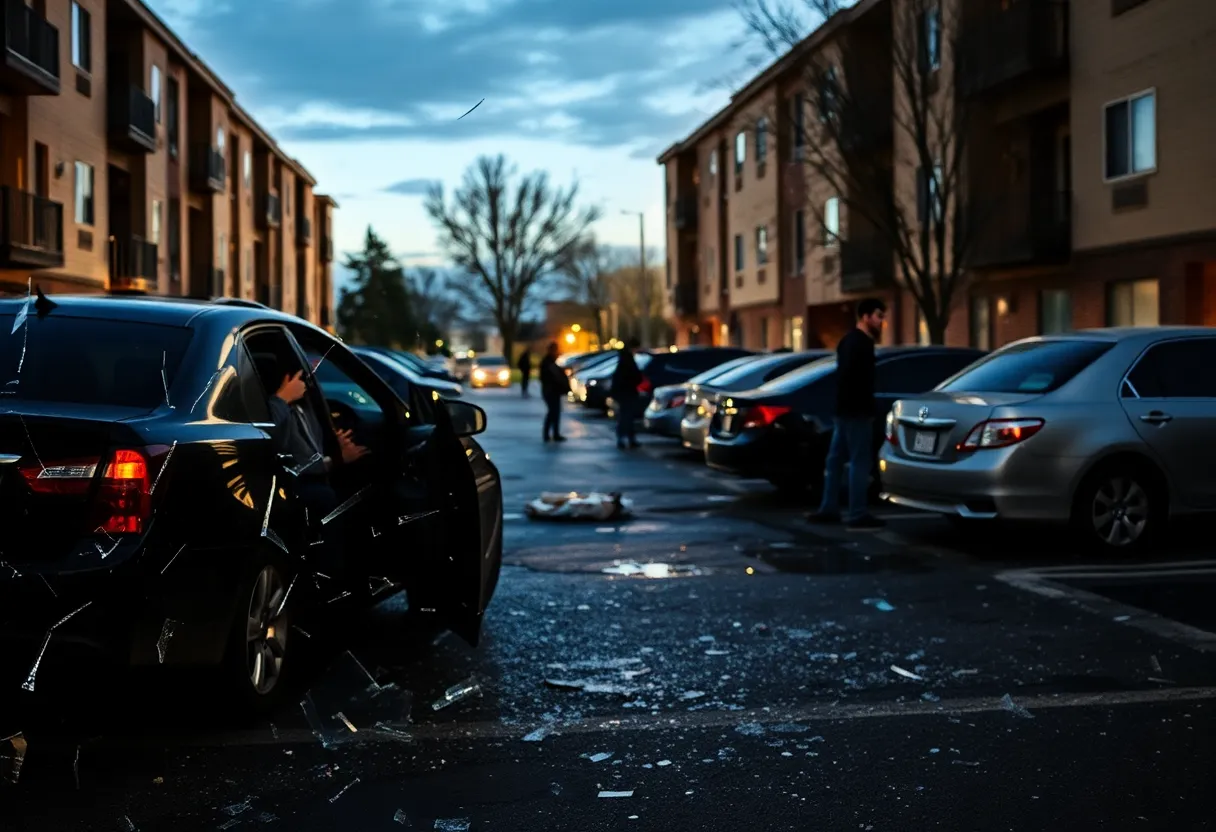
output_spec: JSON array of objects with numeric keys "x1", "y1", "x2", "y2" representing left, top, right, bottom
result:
[
  {"x1": 601, "y1": 561, "x2": 702, "y2": 578},
  {"x1": 431, "y1": 678, "x2": 482, "y2": 712},
  {"x1": 526, "y1": 492, "x2": 633, "y2": 522},
  {"x1": 300, "y1": 651, "x2": 414, "y2": 747},
  {"x1": 862, "y1": 598, "x2": 896, "y2": 612},
  {"x1": 890, "y1": 665, "x2": 924, "y2": 681},
  {"x1": 598, "y1": 790, "x2": 634, "y2": 798},
  {"x1": 543, "y1": 678, "x2": 638, "y2": 697},
  {"x1": 1000, "y1": 693, "x2": 1035, "y2": 719}
]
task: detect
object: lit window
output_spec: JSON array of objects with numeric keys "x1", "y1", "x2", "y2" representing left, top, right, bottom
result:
[
  {"x1": 756, "y1": 226, "x2": 768, "y2": 265},
  {"x1": 755, "y1": 118, "x2": 768, "y2": 166},
  {"x1": 1107, "y1": 279, "x2": 1158, "y2": 326},
  {"x1": 71, "y1": 3, "x2": 91, "y2": 72},
  {"x1": 151, "y1": 199, "x2": 162, "y2": 245},
  {"x1": 735, "y1": 131, "x2": 746, "y2": 173},
  {"x1": 150, "y1": 65, "x2": 162, "y2": 122},
  {"x1": 823, "y1": 197, "x2": 840, "y2": 246},
  {"x1": 74, "y1": 161, "x2": 94, "y2": 225},
  {"x1": 1105, "y1": 91, "x2": 1156, "y2": 180}
]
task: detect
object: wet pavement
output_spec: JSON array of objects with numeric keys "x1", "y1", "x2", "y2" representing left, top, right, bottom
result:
[{"x1": 4, "y1": 389, "x2": 1216, "y2": 829}]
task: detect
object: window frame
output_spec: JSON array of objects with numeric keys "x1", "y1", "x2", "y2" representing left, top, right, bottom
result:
[
  {"x1": 923, "y1": 5, "x2": 942, "y2": 72},
  {"x1": 150, "y1": 64, "x2": 162, "y2": 123},
  {"x1": 823, "y1": 196, "x2": 840, "y2": 247},
  {"x1": 1039, "y1": 289, "x2": 1073, "y2": 335},
  {"x1": 1122, "y1": 337, "x2": 1216, "y2": 400},
  {"x1": 1102, "y1": 88, "x2": 1157, "y2": 183},
  {"x1": 70, "y1": 2, "x2": 91, "y2": 73},
  {"x1": 1106, "y1": 278, "x2": 1159, "y2": 327},
  {"x1": 734, "y1": 233, "x2": 744, "y2": 272},
  {"x1": 969, "y1": 296, "x2": 991, "y2": 350},
  {"x1": 755, "y1": 117, "x2": 768, "y2": 167},
  {"x1": 734, "y1": 131, "x2": 746, "y2": 173},
  {"x1": 151, "y1": 199, "x2": 162, "y2": 246},
  {"x1": 166, "y1": 76, "x2": 179, "y2": 157},
  {"x1": 74, "y1": 161, "x2": 94, "y2": 226},
  {"x1": 793, "y1": 208, "x2": 805, "y2": 274},
  {"x1": 755, "y1": 225, "x2": 769, "y2": 266}
]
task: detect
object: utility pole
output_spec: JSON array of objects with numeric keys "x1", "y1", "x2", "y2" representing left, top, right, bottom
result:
[{"x1": 622, "y1": 210, "x2": 650, "y2": 348}]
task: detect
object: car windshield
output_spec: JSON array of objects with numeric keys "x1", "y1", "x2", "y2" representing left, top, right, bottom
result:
[
  {"x1": 756, "y1": 356, "x2": 837, "y2": 393},
  {"x1": 476, "y1": 356, "x2": 507, "y2": 367},
  {"x1": 0, "y1": 314, "x2": 193, "y2": 409},
  {"x1": 939, "y1": 339, "x2": 1114, "y2": 394}
]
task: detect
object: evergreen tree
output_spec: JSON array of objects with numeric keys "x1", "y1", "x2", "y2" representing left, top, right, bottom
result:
[{"x1": 335, "y1": 227, "x2": 418, "y2": 347}]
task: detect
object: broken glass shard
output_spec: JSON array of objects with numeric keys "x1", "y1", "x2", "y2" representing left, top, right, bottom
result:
[
  {"x1": 160, "y1": 544, "x2": 187, "y2": 575},
  {"x1": 368, "y1": 575, "x2": 395, "y2": 595},
  {"x1": 890, "y1": 665, "x2": 923, "y2": 681},
  {"x1": 543, "y1": 678, "x2": 637, "y2": 696},
  {"x1": 522, "y1": 725, "x2": 553, "y2": 742},
  {"x1": 149, "y1": 440, "x2": 176, "y2": 493},
  {"x1": 999, "y1": 693, "x2": 1034, "y2": 719},
  {"x1": 587, "y1": 752, "x2": 613, "y2": 763},
  {"x1": 392, "y1": 809, "x2": 412, "y2": 826},
  {"x1": 329, "y1": 777, "x2": 360, "y2": 803},
  {"x1": 220, "y1": 797, "x2": 253, "y2": 816},
  {"x1": 156, "y1": 620, "x2": 178, "y2": 664},
  {"x1": 863, "y1": 598, "x2": 895, "y2": 612},
  {"x1": 118, "y1": 816, "x2": 137, "y2": 832},
  {"x1": 431, "y1": 678, "x2": 482, "y2": 711},
  {"x1": 735, "y1": 722, "x2": 766, "y2": 737},
  {"x1": 322, "y1": 486, "x2": 370, "y2": 525},
  {"x1": 264, "y1": 528, "x2": 290, "y2": 555},
  {"x1": 20, "y1": 632, "x2": 52, "y2": 692},
  {"x1": 598, "y1": 791, "x2": 633, "y2": 798},
  {"x1": 433, "y1": 820, "x2": 470, "y2": 832},
  {"x1": 301, "y1": 651, "x2": 412, "y2": 747}
]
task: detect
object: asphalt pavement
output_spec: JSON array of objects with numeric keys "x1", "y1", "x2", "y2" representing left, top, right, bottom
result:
[{"x1": 3, "y1": 388, "x2": 1216, "y2": 830}]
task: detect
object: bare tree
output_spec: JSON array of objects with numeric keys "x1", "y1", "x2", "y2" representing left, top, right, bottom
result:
[
  {"x1": 739, "y1": 0, "x2": 978, "y2": 343},
  {"x1": 424, "y1": 155, "x2": 601, "y2": 361},
  {"x1": 406, "y1": 267, "x2": 461, "y2": 350},
  {"x1": 556, "y1": 236, "x2": 625, "y2": 345}
]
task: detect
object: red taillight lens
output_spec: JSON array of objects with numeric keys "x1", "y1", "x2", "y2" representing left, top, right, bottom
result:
[
  {"x1": 740, "y1": 405, "x2": 791, "y2": 429},
  {"x1": 637, "y1": 376, "x2": 652, "y2": 394},
  {"x1": 958, "y1": 418, "x2": 1044, "y2": 450},
  {"x1": 885, "y1": 411, "x2": 897, "y2": 444},
  {"x1": 20, "y1": 448, "x2": 153, "y2": 534},
  {"x1": 669, "y1": 394, "x2": 686, "y2": 409}
]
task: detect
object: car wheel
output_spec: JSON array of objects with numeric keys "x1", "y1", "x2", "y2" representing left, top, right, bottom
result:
[
  {"x1": 1073, "y1": 462, "x2": 1164, "y2": 554},
  {"x1": 224, "y1": 553, "x2": 295, "y2": 713}
]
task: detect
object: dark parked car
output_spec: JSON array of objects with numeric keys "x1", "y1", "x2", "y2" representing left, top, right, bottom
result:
[
  {"x1": 354, "y1": 347, "x2": 464, "y2": 398},
  {"x1": 597, "y1": 347, "x2": 755, "y2": 415},
  {"x1": 642, "y1": 354, "x2": 766, "y2": 438},
  {"x1": 705, "y1": 346, "x2": 985, "y2": 493},
  {"x1": 678, "y1": 350, "x2": 833, "y2": 452},
  {"x1": 0, "y1": 294, "x2": 502, "y2": 711},
  {"x1": 363, "y1": 346, "x2": 460, "y2": 384}
]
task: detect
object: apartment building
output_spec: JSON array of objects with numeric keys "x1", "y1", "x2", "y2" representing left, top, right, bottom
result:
[
  {"x1": 660, "y1": 0, "x2": 1216, "y2": 351},
  {"x1": 0, "y1": 0, "x2": 336, "y2": 328}
]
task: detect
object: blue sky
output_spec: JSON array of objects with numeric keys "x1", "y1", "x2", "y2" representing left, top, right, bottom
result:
[{"x1": 147, "y1": 0, "x2": 758, "y2": 287}]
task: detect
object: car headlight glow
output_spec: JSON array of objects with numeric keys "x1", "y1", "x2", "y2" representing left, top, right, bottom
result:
[
  {"x1": 498, "y1": 369, "x2": 510, "y2": 380},
  {"x1": 473, "y1": 369, "x2": 486, "y2": 380}
]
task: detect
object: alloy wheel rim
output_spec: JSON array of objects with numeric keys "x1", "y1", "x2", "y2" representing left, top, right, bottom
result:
[
  {"x1": 246, "y1": 565, "x2": 289, "y2": 695},
  {"x1": 1091, "y1": 476, "x2": 1149, "y2": 547}
]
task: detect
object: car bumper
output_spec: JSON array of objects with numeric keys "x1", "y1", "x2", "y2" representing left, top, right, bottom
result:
[
  {"x1": 877, "y1": 444, "x2": 1082, "y2": 521},
  {"x1": 705, "y1": 430, "x2": 790, "y2": 478},
  {"x1": 471, "y1": 378, "x2": 511, "y2": 388},
  {"x1": 643, "y1": 408, "x2": 683, "y2": 436},
  {"x1": 680, "y1": 418, "x2": 709, "y2": 452}
]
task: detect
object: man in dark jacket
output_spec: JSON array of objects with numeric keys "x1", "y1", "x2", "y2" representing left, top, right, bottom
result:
[
  {"x1": 518, "y1": 349, "x2": 533, "y2": 397},
  {"x1": 539, "y1": 341, "x2": 569, "y2": 442},
  {"x1": 807, "y1": 298, "x2": 886, "y2": 530},
  {"x1": 610, "y1": 337, "x2": 643, "y2": 450}
]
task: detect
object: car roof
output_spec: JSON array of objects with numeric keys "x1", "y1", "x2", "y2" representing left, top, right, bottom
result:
[{"x1": 0, "y1": 293, "x2": 313, "y2": 330}]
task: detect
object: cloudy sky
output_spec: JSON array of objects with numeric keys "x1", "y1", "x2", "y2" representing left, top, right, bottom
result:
[{"x1": 146, "y1": 0, "x2": 763, "y2": 281}]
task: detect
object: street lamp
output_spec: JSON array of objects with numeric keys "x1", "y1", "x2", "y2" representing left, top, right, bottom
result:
[{"x1": 621, "y1": 209, "x2": 650, "y2": 348}]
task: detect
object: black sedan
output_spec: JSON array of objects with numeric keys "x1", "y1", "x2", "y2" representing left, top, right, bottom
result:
[
  {"x1": 705, "y1": 346, "x2": 985, "y2": 493},
  {"x1": 363, "y1": 346, "x2": 460, "y2": 385},
  {"x1": 0, "y1": 293, "x2": 503, "y2": 711},
  {"x1": 588, "y1": 347, "x2": 753, "y2": 415},
  {"x1": 352, "y1": 346, "x2": 464, "y2": 398}
]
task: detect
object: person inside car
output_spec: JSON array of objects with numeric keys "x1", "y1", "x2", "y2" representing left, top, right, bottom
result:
[{"x1": 270, "y1": 366, "x2": 370, "y2": 582}]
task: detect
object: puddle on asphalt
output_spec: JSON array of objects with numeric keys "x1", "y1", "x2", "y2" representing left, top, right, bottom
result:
[
  {"x1": 745, "y1": 544, "x2": 931, "y2": 575},
  {"x1": 601, "y1": 562, "x2": 705, "y2": 578}
]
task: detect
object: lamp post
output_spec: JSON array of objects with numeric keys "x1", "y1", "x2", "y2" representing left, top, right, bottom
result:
[{"x1": 621, "y1": 209, "x2": 650, "y2": 348}]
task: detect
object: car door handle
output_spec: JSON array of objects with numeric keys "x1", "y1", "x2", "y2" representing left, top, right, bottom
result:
[{"x1": 1139, "y1": 411, "x2": 1173, "y2": 425}]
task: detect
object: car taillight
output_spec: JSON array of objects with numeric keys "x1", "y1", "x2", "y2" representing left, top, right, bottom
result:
[
  {"x1": 958, "y1": 418, "x2": 1044, "y2": 450},
  {"x1": 19, "y1": 448, "x2": 153, "y2": 534},
  {"x1": 669, "y1": 394, "x2": 686, "y2": 409},
  {"x1": 638, "y1": 376, "x2": 652, "y2": 394},
  {"x1": 885, "y1": 411, "x2": 897, "y2": 444},
  {"x1": 739, "y1": 405, "x2": 791, "y2": 429}
]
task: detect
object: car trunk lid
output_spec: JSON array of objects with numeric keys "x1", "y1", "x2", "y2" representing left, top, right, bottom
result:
[{"x1": 888, "y1": 391, "x2": 1038, "y2": 462}]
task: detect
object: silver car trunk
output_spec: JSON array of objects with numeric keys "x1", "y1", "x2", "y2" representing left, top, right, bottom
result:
[{"x1": 889, "y1": 391, "x2": 1040, "y2": 464}]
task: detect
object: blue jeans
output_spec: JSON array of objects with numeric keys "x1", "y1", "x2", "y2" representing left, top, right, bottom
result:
[
  {"x1": 615, "y1": 395, "x2": 638, "y2": 443},
  {"x1": 816, "y1": 417, "x2": 873, "y2": 522}
]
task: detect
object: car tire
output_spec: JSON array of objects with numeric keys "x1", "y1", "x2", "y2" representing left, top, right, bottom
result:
[
  {"x1": 223, "y1": 551, "x2": 297, "y2": 715},
  {"x1": 1071, "y1": 460, "x2": 1165, "y2": 555}
]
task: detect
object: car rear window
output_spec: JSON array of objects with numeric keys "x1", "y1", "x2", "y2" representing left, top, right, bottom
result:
[
  {"x1": 476, "y1": 356, "x2": 507, "y2": 366},
  {"x1": 0, "y1": 314, "x2": 193, "y2": 409},
  {"x1": 757, "y1": 356, "x2": 837, "y2": 393},
  {"x1": 939, "y1": 339, "x2": 1113, "y2": 394},
  {"x1": 687, "y1": 355, "x2": 757, "y2": 385}
]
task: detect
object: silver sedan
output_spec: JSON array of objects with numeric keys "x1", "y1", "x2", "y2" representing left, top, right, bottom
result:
[{"x1": 878, "y1": 327, "x2": 1216, "y2": 553}]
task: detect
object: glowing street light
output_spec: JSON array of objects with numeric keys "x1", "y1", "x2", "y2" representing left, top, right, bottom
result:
[
  {"x1": 565, "y1": 332, "x2": 576, "y2": 345},
  {"x1": 571, "y1": 324, "x2": 581, "y2": 333}
]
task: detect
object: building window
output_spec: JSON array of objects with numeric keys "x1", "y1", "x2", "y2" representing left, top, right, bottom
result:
[
  {"x1": 216, "y1": 127, "x2": 226, "y2": 155},
  {"x1": 759, "y1": 317, "x2": 769, "y2": 350},
  {"x1": 71, "y1": 2, "x2": 91, "y2": 72},
  {"x1": 791, "y1": 93, "x2": 805, "y2": 152},
  {"x1": 784, "y1": 316, "x2": 804, "y2": 350},
  {"x1": 168, "y1": 199, "x2": 181, "y2": 281},
  {"x1": 917, "y1": 163, "x2": 944, "y2": 223},
  {"x1": 244, "y1": 152, "x2": 252, "y2": 188},
  {"x1": 793, "y1": 209, "x2": 806, "y2": 274},
  {"x1": 1105, "y1": 91, "x2": 1156, "y2": 180},
  {"x1": 166, "y1": 77, "x2": 179, "y2": 157},
  {"x1": 916, "y1": 308, "x2": 930, "y2": 346},
  {"x1": 150, "y1": 65, "x2": 162, "y2": 123},
  {"x1": 823, "y1": 197, "x2": 840, "y2": 246},
  {"x1": 818, "y1": 66, "x2": 839, "y2": 123},
  {"x1": 285, "y1": 187, "x2": 291, "y2": 215},
  {"x1": 74, "y1": 161, "x2": 93, "y2": 225},
  {"x1": 1039, "y1": 289, "x2": 1073, "y2": 334},
  {"x1": 1107, "y1": 278, "x2": 1159, "y2": 326},
  {"x1": 921, "y1": 5, "x2": 941, "y2": 72},
  {"x1": 755, "y1": 118, "x2": 768, "y2": 167},
  {"x1": 151, "y1": 199, "x2": 162, "y2": 245},
  {"x1": 734, "y1": 234, "x2": 744, "y2": 272},
  {"x1": 708, "y1": 149, "x2": 717, "y2": 177},
  {"x1": 756, "y1": 226, "x2": 768, "y2": 265},
  {"x1": 970, "y1": 296, "x2": 991, "y2": 350},
  {"x1": 734, "y1": 131, "x2": 746, "y2": 173}
]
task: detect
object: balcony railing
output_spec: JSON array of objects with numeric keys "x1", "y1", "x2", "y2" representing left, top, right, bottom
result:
[
  {"x1": 673, "y1": 196, "x2": 697, "y2": 231},
  {"x1": 109, "y1": 235, "x2": 158, "y2": 292},
  {"x1": 966, "y1": 190, "x2": 1071, "y2": 269},
  {"x1": 959, "y1": 0, "x2": 1069, "y2": 98},
  {"x1": 839, "y1": 237, "x2": 893, "y2": 294},
  {"x1": 1, "y1": 0, "x2": 59, "y2": 95},
  {"x1": 261, "y1": 193, "x2": 281, "y2": 228},
  {"x1": 297, "y1": 216, "x2": 312, "y2": 245},
  {"x1": 190, "y1": 144, "x2": 225, "y2": 193},
  {"x1": 0, "y1": 187, "x2": 63, "y2": 268},
  {"x1": 109, "y1": 83, "x2": 156, "y2": 153}
]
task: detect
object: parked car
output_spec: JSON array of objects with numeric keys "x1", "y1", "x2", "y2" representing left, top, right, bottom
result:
[
  {"x1": 705, "y1": 346, "x2": 986, "y2": 493},
  {"x1": 557, "y1": 349, "x2": 600, "y2": 370},
  {"x1": 566, "y1": 351, "x2": 620, "y2": 401},
  {"x1": 350, "y1": 346, "x2": 464, "y2": 399},
  {"x1": 450, "y1": 352, "x2": 475, "y2": 381},
  {"x1": 469, "y1": 355, "x2": 512, "y2": 389},
  {"x1": 600, "y1": 347, "x2": 755, "y2": 416},
  {"x1": 390, "y1": 349, "x2": 461, "y2": 384},
  {"x1": 0, "y1": 294, "x2": 502, "y2": 711},
  {"x1": 879, "y1": 328, "x2": 1216, "y2": 552},
  {"x1": 642, "y1": 354, "x2": 766, "y2": 437},
  {"x1": 679, "y1": 350, "x2": 833, "y2": 452}
]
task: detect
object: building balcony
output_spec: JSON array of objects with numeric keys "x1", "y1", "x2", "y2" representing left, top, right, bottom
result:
[
  {"x1": 109, "y1": 235, "x2": 158, "y2": 293},
  {"x1": 673, "y1": 196, "x2": 697, "y2": 231},
  {"x1": 190, "y1": 144, "x2": 225, "y2": 193},
  {"x1": 260, "y1": 193, "x2": 281, "y2": 229},
  {"x1": 0, "y1": 187, "x2": 63, "y2": 268},
  {"x1": 672, "y1": 281, "x2": 698, "y2": 318},
  {"x1": 839, "y1": 237, "x2": 893, "y2": 294},
  {"x1": 959, "y1": 0, "x2": 1069, "y2": 98},
  {"x1": 966, "y1": 190, "x2": 1071, "y2": 269},
  {"x1": 297, "y1": 216, "x2": 311, "y2": 246},
  {"x1": 0, "y1": 0, "x2": 59, "y2": 95},
  {"x1": 109, "y1": 83, "x2": 157, "y2": 153},
  {"x1": 190, "y1": 265, "x2": 225, "y2": 297},
  {"x1": 319, "y1": 233, "x2": 333, "y2": 262}
]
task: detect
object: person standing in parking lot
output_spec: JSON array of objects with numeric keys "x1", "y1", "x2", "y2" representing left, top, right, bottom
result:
[
  {"x1": 540, "y1": 341, "x2": 568, "y2": 442},
  {"x1": 807, "y1": 298, "x2": 887, "y2": 531},
  {"x1": 611, "y1": 337, "x2": 643, "y2": 450},
  {"x1": 518, "y1": 348, "x2": 533, "y2": 398}
]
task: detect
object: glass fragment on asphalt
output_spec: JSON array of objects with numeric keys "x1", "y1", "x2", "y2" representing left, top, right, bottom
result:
[
  {"x1": 392, "y1": 809, "x2": 412, "y2": 826},
  {"x1": 890, "y1": 665, "x2": 923, "y2": 681},
  {"x1": 218, "y1": 820, "x2": 239, "y2": 831},
  {"x1": 952, "y1": 760, "x2": 980, "y2": 767},
  {"x1": 1, "y1": 732, "x2": 27, "y2": 784},
  {"x1": 433, "y1": 820, "x2": 471, "y2": 831},
  {"x1": 952, "y1": 668, "x2": 978, "y2": 677},
  {"x1": 543, "y1": 679, "x2": 637, "y2": 696},
  {"x1": 598, "y1": 790, "x2": 634, "y2": 798},
  {"x1": 705, "y1": 649, "x2": 730, "y2": 656},
  {"x1": 368, "y1": 576, "x2": 395, "y2": 595},
  {"x1": 550, "y1": 782, "x2": 562, "y2": 796},
  {"x1": 522, "y1": 725, "x2": 553, "y2": 742},
  {"x1": 680, "y1": 690, "x2": 705, "y2": 700},
  {"x1": 329, "y1": 777, "x2": 360, "y2": 803},
  {"x1": 156, "y1": 620, "x2": 178, "y2": 664},
  {"x1": 601, "y1": 561, "x2": 702, "y2": 578},
  {"x1": 1149, "y1": 655, "x2": 1162, "y2": 674},
  {"x1": 118, "y1": 816, "x2": 137, "y2": 831},
  {"x1": 735, "y1": 723, "x2": 765, "y2": 737},
  {"x1": 587, "y1": 752, "x2": 613, "y2": 763},
  {"x1": 431, "y1": 678, "x2": 482, "y2": 712},
  {"x1": 656, "y1": 760, "x2": 672, "y2": 767},
  {"x1": 863, "y1": 598, "x2": 895, "y2": 612},
  {"x1": 999, "y1": 693, "x2": 1034, "y2": 719},
  {"x1": 771, "y1": 723, "x2": 809, "y2": 734},
  {"x1": 301, "y1": 652, "x2": 413, "y2": 746},
  {"x1": 254, "y1": 812, "x2": 279, "y2": 823},
  {"x1": 221, "y1": 797, "x2": 254, "y2": 816},
  {"x1": 73, "y1": 744, "x2": 80, "y2": 789},
  {"x1": 921, "y1": 692, "x2": 941, "y2": 702}
]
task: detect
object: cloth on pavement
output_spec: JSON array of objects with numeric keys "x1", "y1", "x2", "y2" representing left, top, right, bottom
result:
[{"x1": 525, "y1": 491, "x2": 633, "y2": 521}]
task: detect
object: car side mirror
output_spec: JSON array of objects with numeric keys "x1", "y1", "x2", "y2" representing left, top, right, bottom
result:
[{"x1": 446, "y1": 400, "x2": 487, "y2": 437}]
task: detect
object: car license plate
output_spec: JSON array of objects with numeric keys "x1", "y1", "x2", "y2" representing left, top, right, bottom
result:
[{"x1": 912, "y1": 431, "x2": 936, "y2": 454}]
